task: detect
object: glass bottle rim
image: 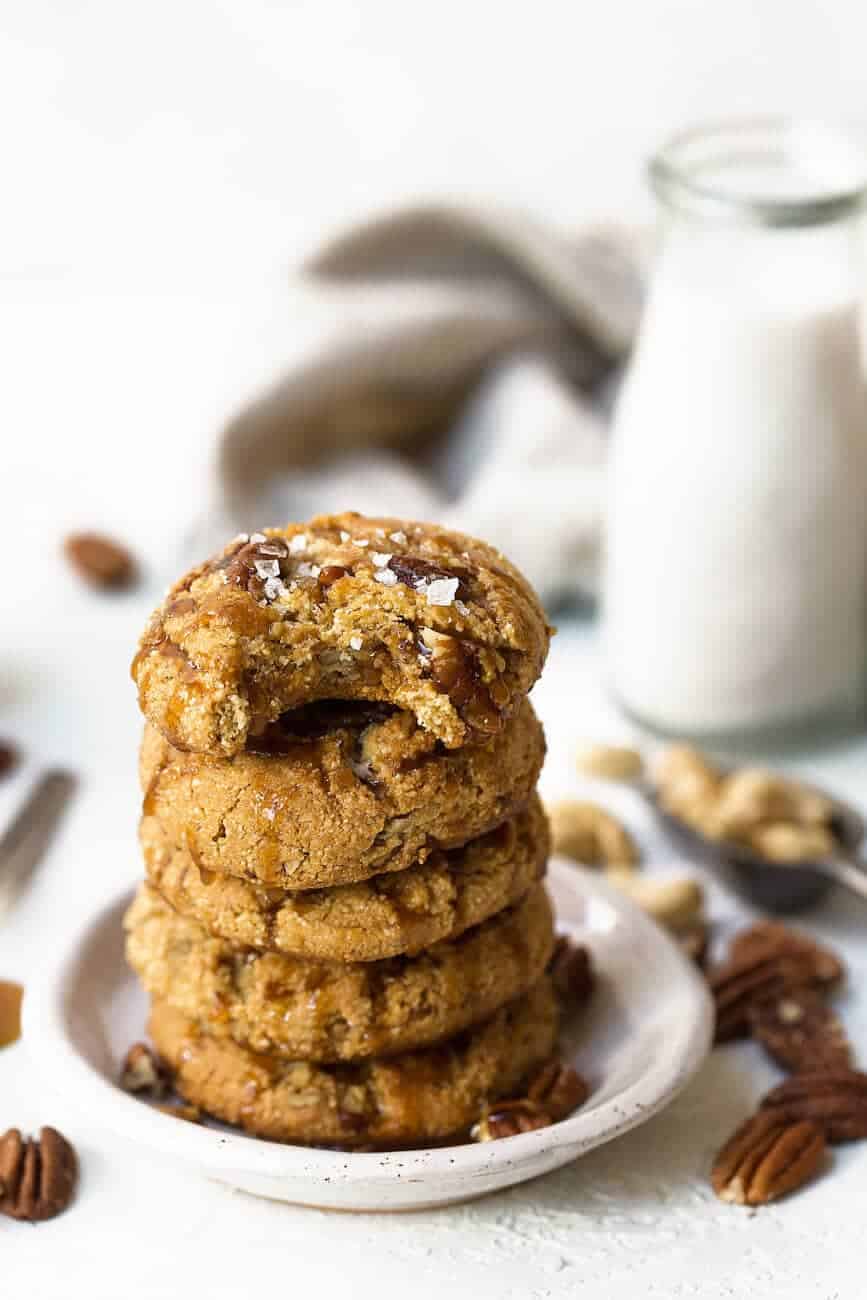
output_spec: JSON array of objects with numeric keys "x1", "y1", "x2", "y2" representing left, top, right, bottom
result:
[{"x1": 649, "y1": 117, "x2": 867, "y2": 228}]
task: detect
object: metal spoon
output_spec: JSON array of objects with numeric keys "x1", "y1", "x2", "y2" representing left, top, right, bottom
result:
[{"x1": 642, "y1": 777, "x2": 867, "y2": 914}]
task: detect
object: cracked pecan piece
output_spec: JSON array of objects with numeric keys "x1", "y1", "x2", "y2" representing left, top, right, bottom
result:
[
  {"x1": 471, "y1": 1098, "x2": 552, "y2": 1140},
  {"x1": 728, "y1": 922, "x2": 844, "y2": 988},
  {"x1": 0, "y1": 1127, "x2": 78, "y2": 1221},
  {"x1": 709, "y1": 948, "x2": 838, "y2": 1043},
  {"x1": 748, "y1": 990, "x2": 851, "y2": 1073},
  {"x1": 760, "y1": 1069, "x2": 867, "y2": 1142},
  {"x1": 711, "y1": 1112, "x2": 825, "y2": 1206},
  {"x1": 547, "y1": 935, "x2": 596, "y2": 1006},
  {"x1": 471, "y1": 1059, "x2": 589, "y2": 1140},
  {"x1": 526, "y1": 1059, "x2": 590, "y2": 1120},
  {"x1": 119, "y1": 1042, "x2": 171, "y2": 1098},
  {"x1": 131, "y1": 513, "x2": 551, "y2": 756}
]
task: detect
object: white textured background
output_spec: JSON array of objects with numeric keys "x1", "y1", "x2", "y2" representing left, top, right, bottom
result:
[
  {"x1": 4, "y1": 6, "x2": 867, "y2": 1297},
  {"x1": 4, "y1": 0, "x2": 867, "y2": 548}
]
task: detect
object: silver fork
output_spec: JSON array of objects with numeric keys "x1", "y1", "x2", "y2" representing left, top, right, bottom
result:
[{"x1": 0, "y1": 770, "x2": 77, "y2": 919}]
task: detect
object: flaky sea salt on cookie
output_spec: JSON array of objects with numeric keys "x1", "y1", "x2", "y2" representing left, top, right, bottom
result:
[{"x1": 131, "y1": 513, "x2": 552, "y2": 756}]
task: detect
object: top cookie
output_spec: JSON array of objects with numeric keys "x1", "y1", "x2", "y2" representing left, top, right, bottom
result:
[{"x1": 132, "y1": 513, "x2": 552, "y2": 756}]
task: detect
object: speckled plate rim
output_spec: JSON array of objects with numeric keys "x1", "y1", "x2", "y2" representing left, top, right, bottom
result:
[{"x1": 26, "y1": 861, "x2": 714, "y2": 1209}]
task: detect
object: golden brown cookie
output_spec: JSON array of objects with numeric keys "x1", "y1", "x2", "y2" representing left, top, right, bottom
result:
[
  {"x1": 139, "y1": 696, "x2": 545, "y2": 889},
  {"x1": 148, "y1": 977, "x2": 560, "y2": 1147},
  {"x1": 131, "y1": 514, "x2": 552, "y2": 757},
  {"x1": 125, "y1": 883, "x2": 554, "y2": 1062},
  {"x1": 143, "y1": 795, "x2": 549, "y2": 961}
]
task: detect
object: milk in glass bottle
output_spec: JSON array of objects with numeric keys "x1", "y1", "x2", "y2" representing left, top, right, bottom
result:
[{"x1": 604, "y1": 120, "x2": 867, "y2": 741}]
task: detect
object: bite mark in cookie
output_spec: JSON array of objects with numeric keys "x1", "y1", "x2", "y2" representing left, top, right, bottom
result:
[
  {"x1": 131, "y1": 514, "x2": 552, "y2": 756},
  {"x1": 138, "y1": 698, "x2": 546, "y2": 890}
]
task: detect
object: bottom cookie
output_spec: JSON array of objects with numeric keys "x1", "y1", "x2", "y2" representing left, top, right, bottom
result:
[{"x1": 149, "y1": 977, "x2": 560, "y2": 1148}]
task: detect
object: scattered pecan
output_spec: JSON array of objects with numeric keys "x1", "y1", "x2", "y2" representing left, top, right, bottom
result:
[
  {"x1": 760, "y1": 1069, "x2": 867, "y2": 1142},
  {"x1": 0, "y1": 741, "x2": 19, "y2": 780},
  {"x1": 709, "y1": 949, "x2": 834, "y2": 1043},
  {"x1": 548, "y1": 936, "x2": 595, "y2": 1007},
  {"x1": 119, "y1": 1042, "x2": 171, "y2": 1099},
  {"x1": 0, "y1": 1127, "x2": 78, "y2": 1221},
  {"x1": 728, "y1": 922, "x2": 844, "y2": 989},
  {"x1": 64, "y1": 532, "x2": 137, "y2": 589},
  {"x1": 0, "y1": 980, "x2": 23, "y2": 1049},
  {"x1": 526, "y1": 1060, "x2": 589, "y2": 1120},
  {"x1": 748, "y1": 990, "x2": 851, "y2": 1073},
  {"x1": 711, "y1": 1113, "x2": 825, "y2": 1206},
  {"x1": 470, "y1": 1099, "x2": 552, "y2": 1142}
]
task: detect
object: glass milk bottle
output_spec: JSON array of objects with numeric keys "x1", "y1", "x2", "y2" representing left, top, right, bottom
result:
[{"x1": 604, "y1": 120, "x2": 867, "y2": 741}]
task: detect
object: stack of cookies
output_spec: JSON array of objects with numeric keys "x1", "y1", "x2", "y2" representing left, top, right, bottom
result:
[{"x1": 126, "y1": 512, "x2": 560, "y2": 1147}]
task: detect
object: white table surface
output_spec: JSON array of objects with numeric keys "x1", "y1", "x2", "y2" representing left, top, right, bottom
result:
[
  {"x1": 6, "y1": 6, "x2": 867, "y2": 1290},
  {"x1": 3, "y1": 568, "x2": 867, "y2": 1299}
]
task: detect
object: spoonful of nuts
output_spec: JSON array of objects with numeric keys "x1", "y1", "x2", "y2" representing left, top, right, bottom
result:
[{"x1": 577, "y1": 743, "x2": 867, "y2": 914}]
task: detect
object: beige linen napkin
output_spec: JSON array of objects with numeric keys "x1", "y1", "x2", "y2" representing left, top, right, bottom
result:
[{"x1": 206, "y1": 203, "x2": 643, "y2": 603}]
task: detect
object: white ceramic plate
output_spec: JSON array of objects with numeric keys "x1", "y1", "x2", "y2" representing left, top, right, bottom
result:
[{"x1": 26, "y1": 860, "x2": 713, "y2": 1212}]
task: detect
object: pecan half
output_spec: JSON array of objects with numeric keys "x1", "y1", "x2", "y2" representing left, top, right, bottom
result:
[
  {"x1": 748, "y1": 990, "x2": 851, "y2": 1073},
  {"x1": 548, "y1": 936, "x2": 596, "y2": 1007},
  {"x1": 709, "y1": 950, "x2": 834, "y2": 1043},
  {"x1": 711, "y1": 1113, "x2": 825, "y2": 1205},
  {"x1": 760, "y1": 1069, "x2": 867, "y2": 1142},
  {"x1": 728, "y1": 922, "x2": 844, "y2": 989},
  {"x1": 119, "y1": 1042, "x2": 171, "y2": 1099},
  {"x1": 526, "y1": 1060, "x2": 589, "y2": 1120},
  {"x1": 64, "y1": 533, "x2": 137, "y2": 589},
  {"x1": 470, "y1": 1099, "x2": 552, "y2": 1141},
  {"x1": 0, "y1": 1127, "x2": 78, "y2": 1221}
]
